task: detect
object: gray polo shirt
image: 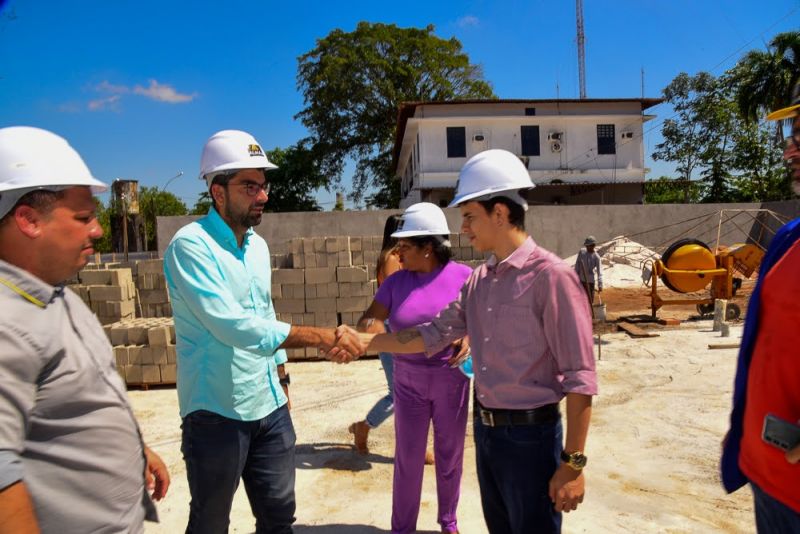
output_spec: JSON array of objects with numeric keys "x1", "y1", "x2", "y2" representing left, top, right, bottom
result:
[{"x1": 0, "y1": 260, "x2": 156, "y2": 533}]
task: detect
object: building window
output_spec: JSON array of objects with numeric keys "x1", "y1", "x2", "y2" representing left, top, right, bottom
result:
[
  {"x1": 520, "y1": 126, "x2": 540, "y2": 156},
  {"x1": 597, "y1": 124, "x2": 616, "y2": 155},
  {"x1": 524, "y1": 107, "x2": 536, "y2": 116},
  {"x1": 446, "y1": 127, "x2": 466, "y2": 158}
]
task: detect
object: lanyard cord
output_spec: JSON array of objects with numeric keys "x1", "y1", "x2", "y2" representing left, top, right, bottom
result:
[{"x1": 0, "y1": 276, "x2": 46, "y2": 308}]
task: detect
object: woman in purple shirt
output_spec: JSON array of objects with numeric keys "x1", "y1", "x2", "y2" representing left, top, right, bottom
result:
[{"x1": 358, "y1": 202, "x2": 472, "y2": 534}]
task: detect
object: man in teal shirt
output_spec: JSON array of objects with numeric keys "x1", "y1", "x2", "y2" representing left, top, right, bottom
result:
[{"x1": 164, "y1": 130, "x2": 363, "y2": 534}]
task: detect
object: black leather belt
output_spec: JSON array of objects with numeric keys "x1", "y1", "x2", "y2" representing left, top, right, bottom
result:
[{"x1": 477, "y1": 402, "x2": 560, "y2": 427}]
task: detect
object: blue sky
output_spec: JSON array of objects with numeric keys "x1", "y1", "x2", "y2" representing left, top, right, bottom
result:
[{"x1": 1, "y1": 0, "x2": 797, "y2": 209}]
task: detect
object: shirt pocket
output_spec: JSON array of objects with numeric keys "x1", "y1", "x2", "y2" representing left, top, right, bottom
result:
[{"x1": 495, "y1": 304, "x2": 535, "y2": 350}]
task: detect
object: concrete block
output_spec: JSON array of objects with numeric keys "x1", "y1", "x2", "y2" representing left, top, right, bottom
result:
[
  {"x1": 337, "y1": 266, "x2": 369, "y2": 283},
  {"x1": 138, "y1": 289, "x2": 169, "y2": 304},
  {"x1": 141, "y1": 365, "x2": 161, "y2": 384},
  {"x1": 292, "y1": 254, "x2": 304, "y2": 268},
  {"x1": 110, "y1": 326, "x2": 128, "y2": 346},
  {"x1": 136, "y1": 259, "x2": 164, "y2": 275},
  {"x1": 303, "y1": 253, "x2": 317, "y2": 268},
  {"x1": 89, "y1": 285, "x2": 127, "y2": 301},
  {"x1": 109, "y1": 269, "x2": 134, "y2": 287},
  {"x1": 160, "y1": 364, "x2": 177, "y2": 383},
  {"x1": 315, "y1": 312, "x2": 338, "y2": 327},
  {"x1": 167, "y1": 345, "x2": 177, "y2": 363},
  {"x1": 304, "y1": 285, "x2": 317, "y2": 299},
  {"x1": 325, "y1": 237, "x2": 338, "y2": 253},
  {"x1": 327, "y1": 282, "x2": 339, "y2": 298},
  {"x1": 147, "y1": 326, "x2": 169, "y2": 347},
  {"x1": 274, "y1": 299, "x2": 306, "y2": 314},
  {"x1": 325, "y1": 253, "x2": 339, "y2": 268},
  {"x1": 272, "y1": 269, "x2": 304, "y2": 284},
  {"x1": 114, "y1": 346, "x2": 129, "y2": 367},
  {"x1": 305, "y1": 267, "x2": 336, "y2": 284},
  {"x1": 290, "y1": 238, "x2": 303, "y2": 256},
  {"x1": 151, "y1": 345, "x2": 169, "y2": 365},
  {"x1": 336, "y1": 296, "x2": 370, "y2": 313},
  {"x1": 338, "y1": 251, "x2": 352, "y2": 266},
  {"x1": 271, "y1": 284, "x2": 282, "y2": 299},
  {"x1": 350, "y1": 237, "x2": 362, "y2": 252},
  {"x1": 79, "y1": 270, "x2": 113, "y2": 285},
  {"x1": 313, "y1": 237, "x2": 326, "y2": 253},
  {"x1": 126, "y1": 365, "x2": 143, "y2": 384},
  {"x1": 127, "y1": 346, "x2": 144, "y2": 365},
  {"x1": 352, "y1": 251, "x2": 364, "y2": 265},
  {"x1": 305, "y1": 298, "x2": 337, "y2": 313}
]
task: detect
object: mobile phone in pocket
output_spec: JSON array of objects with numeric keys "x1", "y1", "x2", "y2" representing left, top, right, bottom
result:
[{"x1": 762, "y1": 414, "x2": 800, "y2": 451}]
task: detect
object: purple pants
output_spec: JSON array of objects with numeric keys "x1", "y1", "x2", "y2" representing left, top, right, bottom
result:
[{"x1": 391, "y1": 360, "x2": 470, "y2": 534}]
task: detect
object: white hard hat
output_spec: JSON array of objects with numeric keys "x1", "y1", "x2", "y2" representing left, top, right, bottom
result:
[
  {"x1": 448, "y1": 149, "x2": 534, "y2": 209},
  {"x1": 0, "y1": 126, "x2": 108, "y2": 219},
  {"x1": 392, "y1": 202, "x2": 451, "y2": 238},
  {"x1": 199, "y1": 130, "x2": 278, "y2": 186}
]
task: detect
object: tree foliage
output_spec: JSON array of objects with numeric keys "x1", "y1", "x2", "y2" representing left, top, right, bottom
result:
[
  {"x1": 138, "y1": 186, "x2": 187, "y2": 250},
  {"x1": 653, "y1": 71, "x2": 788, "y2": 203},
  {"x1": 644, "y1": 176, "x2": 702, "y2": 204},
  {"x1": 732, "y1": 31, "x2": 800, "y2": 125},
  {"x1": 263, "y1": 143, "x2": 325, "y2": 212},
  {"x1": 296, "y1": 22, "x2": 495, "y2": 208}
]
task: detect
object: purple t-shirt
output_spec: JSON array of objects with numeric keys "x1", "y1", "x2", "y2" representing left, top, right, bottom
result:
[{"x1": 375, "y1": 261, "x2": 472, "y2": 366}]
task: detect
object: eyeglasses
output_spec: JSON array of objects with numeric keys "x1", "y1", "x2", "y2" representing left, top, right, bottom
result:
[{"x1": 229, "y1": 181, "x2": 271, "y2": 197}]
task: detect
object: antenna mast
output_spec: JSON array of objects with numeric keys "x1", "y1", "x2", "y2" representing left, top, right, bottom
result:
[{"x1": 576, "y1": 0, "x2": 586, "y2": 99}]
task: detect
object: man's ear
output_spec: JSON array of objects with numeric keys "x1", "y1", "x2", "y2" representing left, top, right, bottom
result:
[
  {"x1": 492, "y1": 202, "x2": 509, "y2": 227},
  {"x1": 211, "y1": 184, "x2": 225, "y2": 207},
  {"x1": 13, "y1": 205, "x2": 44, "y2": 238}
]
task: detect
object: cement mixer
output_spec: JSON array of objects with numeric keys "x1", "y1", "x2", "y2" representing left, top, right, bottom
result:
[{"x1": 643, "y1": 238, "x2": 764, "y2": 319}]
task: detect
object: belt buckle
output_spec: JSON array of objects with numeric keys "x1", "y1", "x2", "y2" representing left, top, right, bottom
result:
[{"x1": 480, "y1": 409, "x2": 495, "y2": 427}]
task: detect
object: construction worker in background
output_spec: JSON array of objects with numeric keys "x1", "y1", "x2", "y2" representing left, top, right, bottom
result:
[
  {"x1": 349, "y1": 149, "x2": 597, "y2": 534},
  {"x1": 574, "y1": 236, "x2": 603, "y2": 305},
  {"x1": 0, "y1": 126, "x2": 170, "y2": 533},
  {"x1": 722, "y1": 84, "x2": 800, "y2": 532},
  {"x1": 164, "y1": 129, "x2": 363, "y2": 534}
]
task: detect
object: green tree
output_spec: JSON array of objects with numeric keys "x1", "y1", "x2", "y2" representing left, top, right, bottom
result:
[
  {"x1": 644, "y1": 176, "x2": 702, "y2": 204},
  {"x1": 733, "y1": 31, "x2": 800, "y2": 126},
  {"x1": 93, "y1": 197, "x2": 113, "y2": 253},
  {"x1": 138, "y1": 186, "x2": 187, "y2": 250},
  {"x1": 296, "y1": 22, "x2": 495, "y2": 208},
  {"x1": 263, "y1": 143, "x2": 324, "y2": 212},
  {"x1": 729, "y1": 119, "x2": 790, "y2": 201},
  {"x1": 190, "y1": 191, "x2": 212, "y2": 216}
]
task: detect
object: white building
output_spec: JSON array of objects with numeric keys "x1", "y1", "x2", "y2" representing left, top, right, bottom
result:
[{"x1": 392, "y1": 98, "x2": 663, "y2": 208}]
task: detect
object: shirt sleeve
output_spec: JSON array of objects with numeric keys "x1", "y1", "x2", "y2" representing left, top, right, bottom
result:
[
  {"x1": 417, "y1": 273, "x2": 470, "y2": 356},
  {"x1": 374, "y1": 269, "x2": 396, "y2": 311},
  {"x1": 164, "y1": 235, "x2": 291, "y2": 357},
  {"x1": 539, "y1": 264, "x2": 598, "y2": 396},
  {"x1": 0, "y1": 323, "x2": 44, "y2": 490}
]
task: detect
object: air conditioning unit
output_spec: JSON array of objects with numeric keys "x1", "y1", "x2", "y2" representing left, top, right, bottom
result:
[
  {"x1": 547, "y1": 132, "x2": 564, "y2": 142},
  {"x1": 550, "y1": 141, "x2": 562, "y2": 153},
  {"x1": 621, "y1": 131, "x2": 634, "y2": 139}
]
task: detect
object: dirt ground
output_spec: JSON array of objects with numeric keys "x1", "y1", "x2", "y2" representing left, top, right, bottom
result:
[{"x1": 133, "y1": 288, "x2": 756, "y2": 533}]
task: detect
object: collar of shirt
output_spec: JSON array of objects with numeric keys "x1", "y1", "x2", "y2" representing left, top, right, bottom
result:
[
  {"x1": 204, "y1": 206, "x2": 254, "y2": 251},
  {"x1": 485, "y1": 236, "x2": 536, "y2": 275},
  {"x1": 0, "y1": 259, "x2": 63, "y2": 308}
]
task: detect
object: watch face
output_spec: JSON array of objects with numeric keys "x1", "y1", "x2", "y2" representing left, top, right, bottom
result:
[{"x1": 570, "y1": 453, "x2": 587, "y2": 469}]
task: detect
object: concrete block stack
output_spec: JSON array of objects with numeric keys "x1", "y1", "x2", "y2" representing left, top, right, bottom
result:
[
  {"x1": 135, "y1": 259, "x2": 172, "y2": 318},
  {"x1": 105, "y1": 317, "x2": 177, "y2": 386},
  {"x1": 74, "y1": 268, "x2": 137, "y2": 325}
]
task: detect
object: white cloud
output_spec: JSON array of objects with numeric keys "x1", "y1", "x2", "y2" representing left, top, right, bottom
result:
[
  {"x1": 457, "y1": 15, "x2": 480, "y2": 28},
  {"x1": 95, "y1": 80, "x2": 130, "y2": 94},
  {"x1": 88, "y1": 94, "x2": 121, "y2": 112},
  {"x1": 133, "y1": 79, "x2": 196, "y2": 103},
  {"x1": 57, "y1": 102, "x2": 81, "y2": 113}
]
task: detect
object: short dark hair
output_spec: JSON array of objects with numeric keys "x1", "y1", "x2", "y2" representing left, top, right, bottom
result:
[
  {"x1": 406, "y1": 235, "x2": 453, "y2": 265},
  {"x1": 381, "y1": 214, "x2": 402, "y2": 252},
  {"x1": 0, "y1": 189, "x2": 66, "y2": 226},
  {"x1": 477, "y1": 196, "x2": 526, "y2": 231}
]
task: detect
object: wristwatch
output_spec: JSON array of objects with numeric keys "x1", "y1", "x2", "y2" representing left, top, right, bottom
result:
[
  {"x1": 560, "y1": 450, "x2": 588, "y2": 471},
  {"x1": 279, "y1": 374, "x2": 291, "y2": 387}
]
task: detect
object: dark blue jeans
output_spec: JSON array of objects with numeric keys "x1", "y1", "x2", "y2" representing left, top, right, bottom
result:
[
  {"x1": 474, "y1": 415, "x2": 563, "y2": 534},
  {"x1": 181, "y1": 404, "x2": 296, "y2": 534},
  {"x1": 752, "y1": 482, "x2": 800, "y2": 533}
]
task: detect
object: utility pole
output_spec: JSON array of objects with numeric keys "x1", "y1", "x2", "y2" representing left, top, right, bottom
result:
[{"x1": 576, "y1": 0, "x2": 586, "y2": 99}]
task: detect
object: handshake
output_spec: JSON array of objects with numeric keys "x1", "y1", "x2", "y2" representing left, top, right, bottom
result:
[{"x1": 321, "y1": 325, "x2": 376, "y2": 364}]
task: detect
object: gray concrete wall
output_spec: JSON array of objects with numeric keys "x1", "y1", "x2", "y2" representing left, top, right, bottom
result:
[{"x1": 158, "y1": 200, "x2": 799, "y2": 259}]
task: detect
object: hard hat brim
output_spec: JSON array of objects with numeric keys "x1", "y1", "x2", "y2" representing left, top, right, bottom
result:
[
  {"x1": 200, "y1": 161, "x2": 279, "y2": 183},
  {"x1": 766, "y1": 103, "x2": 800, "y2": 121},
  {"x1": 448, "y1": 185, "x2": 533, "y2": 208}
]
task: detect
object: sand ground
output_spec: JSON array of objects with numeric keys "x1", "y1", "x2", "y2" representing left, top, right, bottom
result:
[{"x1": 133, "y1": 311, "x2": 755, "y2": 534}]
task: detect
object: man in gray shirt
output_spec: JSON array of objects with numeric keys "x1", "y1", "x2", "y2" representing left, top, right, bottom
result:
[
  {"x1": 0, "y1": 126, "x2": 169, "y2": 533},
  {"x1": 574, "y1": 236, "x2": 603, "y2": 305}
]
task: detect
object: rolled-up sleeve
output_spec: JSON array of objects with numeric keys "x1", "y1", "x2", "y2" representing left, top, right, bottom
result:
[
  {"x1": 418, "y1": 282, "x2": 469, "y2": 357},
  {"x1": 164, "y1": 236, "x2": 290, "y2": 356},
  {"x1": 0, "y1": 324, "x2": 43, "y2": 490},
  {"x1": 541, "y1": 265, "x2": 598, "y2": 395}
]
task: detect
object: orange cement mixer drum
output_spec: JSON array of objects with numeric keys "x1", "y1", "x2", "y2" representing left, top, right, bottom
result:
[{"x1": 660, "y1": 238, "x2": 717, "y2": 293}]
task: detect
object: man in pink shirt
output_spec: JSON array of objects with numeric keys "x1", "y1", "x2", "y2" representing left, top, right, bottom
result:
[{"x1": 357, "y1": 149, "x2": 598, "y2": 533}]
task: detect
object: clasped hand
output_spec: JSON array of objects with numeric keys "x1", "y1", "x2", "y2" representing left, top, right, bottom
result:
[{"x1": 324, "y1": 324, "x2": 368, "y2": 363}]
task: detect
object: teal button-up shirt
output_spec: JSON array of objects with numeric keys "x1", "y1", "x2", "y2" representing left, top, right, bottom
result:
[{"x1": 164, "y1": 208, "x2": 291, "y2": 420}]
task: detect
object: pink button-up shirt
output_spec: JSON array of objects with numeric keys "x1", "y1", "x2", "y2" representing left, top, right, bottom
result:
[{"x1": 419, "y1": 237, "x2": 598, "y2": 410}]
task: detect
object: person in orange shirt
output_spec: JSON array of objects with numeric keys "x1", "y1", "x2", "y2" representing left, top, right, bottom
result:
[{"x1": 721, "y1": 83, "x2": 800, "y2": 532}]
